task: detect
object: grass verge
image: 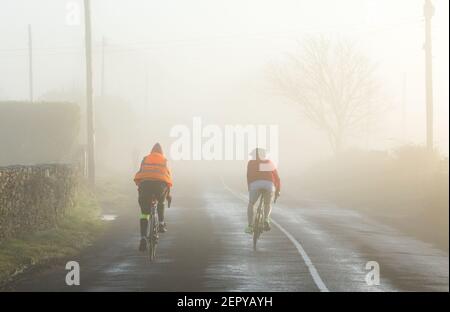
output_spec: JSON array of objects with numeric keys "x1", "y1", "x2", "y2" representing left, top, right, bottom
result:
[{"x1": 0, "y1": 183, "x2": 105, "y2": 287}]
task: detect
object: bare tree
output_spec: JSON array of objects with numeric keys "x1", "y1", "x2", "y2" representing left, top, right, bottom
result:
[{"x1": 270, "y1": 37, "x2": 380, "y2": 153}]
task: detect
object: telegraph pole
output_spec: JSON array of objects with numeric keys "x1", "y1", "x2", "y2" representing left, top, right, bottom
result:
[
  {"x1": 145, "y1": 64, "x2": 149, "y2": 109},
  {"x1": 84, "y1": 0, "x2": 95, "y2": 185},
  {"x1": 101, "y1": 36, "x2": 106, "y2": 97},
  {"x1": 28, "y1": 24, "x2": 33, "y2": 103},
  {"x1": 401, "y1": 73, "x2": 407, "y2": 143},
  {"x1": 424, "y1": 0, "x2": 434, "y2": 152}
]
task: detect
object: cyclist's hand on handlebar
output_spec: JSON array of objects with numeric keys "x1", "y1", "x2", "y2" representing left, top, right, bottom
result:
[{"x1": 274, "y1": 191, "x2": 280, "y2": 203}]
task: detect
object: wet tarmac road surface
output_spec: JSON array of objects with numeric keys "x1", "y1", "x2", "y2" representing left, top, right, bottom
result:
[{"x1": 8, "y1": 179, "x2": 449, "y2": 292}]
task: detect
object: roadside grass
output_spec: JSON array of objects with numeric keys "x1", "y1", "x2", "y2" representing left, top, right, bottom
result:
[
  {"x1": 0, "y1": 183, "x2": 105, "y2": 287},
  {"x1": 95, "y1": 177, "x2": 131, "y2": 208}
]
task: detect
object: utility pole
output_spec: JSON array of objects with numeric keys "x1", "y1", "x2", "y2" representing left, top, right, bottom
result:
[
  {"x1": 84, "y1": 0, "x2": 95, "y2": 186},
  {"x1": 401, "y1": 73, "x2": 407, "y2": 143},
  {"x1": 144, "y1": 64, "x2": 149, "y2": 110},
  {"x1": 28, "y1": 24, "x2": 33, "y2": 103},
  {"x1": 101, "y1": 36, "x2": 106, "y2": 97},
  {"x1": 424, "y1": 0, "x2": 434, "y2": 152}
]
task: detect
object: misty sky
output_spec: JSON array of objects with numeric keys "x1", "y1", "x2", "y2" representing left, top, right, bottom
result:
[{"x1": 0, "y1": 0, "x2": 449, "y2": 164}]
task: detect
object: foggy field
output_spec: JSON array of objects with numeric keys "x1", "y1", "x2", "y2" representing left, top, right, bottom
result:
[
  {"x1": 0, "y1": 0, "x2": 448, "y2": 293},
  {"x1": 299, "y1": 147, "x2": 449, "y2": 250}
]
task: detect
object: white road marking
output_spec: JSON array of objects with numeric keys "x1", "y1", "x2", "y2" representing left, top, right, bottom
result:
[
  {"x1": 270, "y1": 219, "x2": 329, "y2": 292},
  {"x1": 221, "y1": 179, "x2": 330, "y2": 292}
]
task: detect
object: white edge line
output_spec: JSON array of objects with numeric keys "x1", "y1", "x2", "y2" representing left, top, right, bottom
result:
[{"x1": 221, "y1": 178, "x2": 330, "y2": 292}]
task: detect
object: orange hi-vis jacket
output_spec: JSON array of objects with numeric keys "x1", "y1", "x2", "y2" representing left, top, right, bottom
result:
[{"x1": 134, "y1": 152, "x2": 173, "y2": 187}]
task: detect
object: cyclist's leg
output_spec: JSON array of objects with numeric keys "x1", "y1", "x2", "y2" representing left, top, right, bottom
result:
[
  {"x1": 263, "y1": 189, "x2": 274, "y2": 223},
  {"x1": 155, "y1": 182, "x2": 169, "y2": 232},
  {"x1": 156, "y1": 186, "x2": 168, "y2": 223},
  {"x1": 138, "y1": 181, "x2": 152, "y2": 250},
  {"x1": 246, "y1": 188, "x2": 262, "y2": 233},
  {"x1": 247, "y1": 188, "x2": 260, "y2": 225},
  {"x1": 138, "y1": 182, "x2": 152, "y2": 236}
]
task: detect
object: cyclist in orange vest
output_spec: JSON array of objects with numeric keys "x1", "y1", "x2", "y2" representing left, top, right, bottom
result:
[{"x1": 134, "y1": 143, "x2": 173, "y2": 252}]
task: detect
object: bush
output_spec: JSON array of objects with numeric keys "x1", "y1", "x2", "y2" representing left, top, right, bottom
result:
[
  {"x1": 0, "y1": 101, "x2": 80, "y2": 166},
  {"x1": 303, "y1": 145, "x2": 449, "y2": 249}
]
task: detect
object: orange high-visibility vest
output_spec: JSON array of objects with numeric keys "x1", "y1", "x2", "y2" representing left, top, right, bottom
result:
[{"x1": 134, "y1": 152, "x2": 173, "y2": 187}]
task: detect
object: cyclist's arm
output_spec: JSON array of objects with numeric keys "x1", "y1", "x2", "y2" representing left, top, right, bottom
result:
[
  {"x1": 133, "y1": 157, "x2": 146, "y2": 185},
  {"x1": 272, "y1": 168, "x2": 281, "y2": 194},
  {"x1": 166, "y1": 187, "x2": 172, "y2": 207},
  {"x1": 246, "y1": 161, "x2": 252, "y2": 191}
]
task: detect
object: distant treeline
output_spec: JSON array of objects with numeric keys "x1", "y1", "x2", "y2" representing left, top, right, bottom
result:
[{"x1": 0, "y1": 101, "x2": 80, "y2": 166}]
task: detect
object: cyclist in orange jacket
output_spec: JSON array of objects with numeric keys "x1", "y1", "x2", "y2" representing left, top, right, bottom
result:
[{"x1": 134, "y1": 143, "x2": 173, "y2": 252}]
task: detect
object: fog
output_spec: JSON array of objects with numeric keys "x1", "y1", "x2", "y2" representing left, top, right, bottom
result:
[
  {"x1": 1, "y1": 1, "x2": 449, "y2": 292},
  {"x1": 1, "y1": 0, "x2": 449, "y2": 177}
]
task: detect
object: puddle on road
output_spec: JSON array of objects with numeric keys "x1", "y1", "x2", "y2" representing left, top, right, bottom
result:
[
  {"x1": 105, "y1": 261, "x2": 133, "y2": 274},
  {"x1": 101, "y1": 214, "x2": 118, "y2": 221}
]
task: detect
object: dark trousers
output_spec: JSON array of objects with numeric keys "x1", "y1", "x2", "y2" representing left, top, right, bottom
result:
[{"x1": 138, "y1": 180, "x2": 169, "y2": 237}]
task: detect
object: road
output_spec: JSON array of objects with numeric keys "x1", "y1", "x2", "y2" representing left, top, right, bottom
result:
[{"x1": 8, "y1": 177, "x2": 449, "y2": 292}]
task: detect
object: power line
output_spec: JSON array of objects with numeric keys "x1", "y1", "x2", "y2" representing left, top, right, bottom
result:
[{"x1": 0, "y1": 17, "x2": 425, "y2": 55}]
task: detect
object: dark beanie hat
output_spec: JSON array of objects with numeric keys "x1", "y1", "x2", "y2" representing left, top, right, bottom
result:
[{"x1": 151, "y1": 143, "x2": 163, "y2": 154}]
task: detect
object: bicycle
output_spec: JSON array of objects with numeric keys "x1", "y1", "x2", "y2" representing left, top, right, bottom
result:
[
  {"x1": 146, "y1": 193, "x2": 172, "y2": 262},
  {"x1": 252, "y1": 192, "x2": 265, "y2": 250},
  {"x1": 252, "y1": 190, "x2": 279, "y2": 251}
]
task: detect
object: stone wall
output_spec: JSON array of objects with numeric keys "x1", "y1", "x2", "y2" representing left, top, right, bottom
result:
[{"x1": 0, "y1": 164, "x2": 78, "y2": 241}]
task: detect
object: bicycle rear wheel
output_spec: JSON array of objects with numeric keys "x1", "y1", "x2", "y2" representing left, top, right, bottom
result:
[
  {"x1": 147, "y1": 210, "x2": 158, "y2": 262},
  {"x1": 252, "y1": 196, "x2": 264, "y2": 250},
  {"x1": 252, "y1": 228, "x2": 259, "y2": 250}
]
